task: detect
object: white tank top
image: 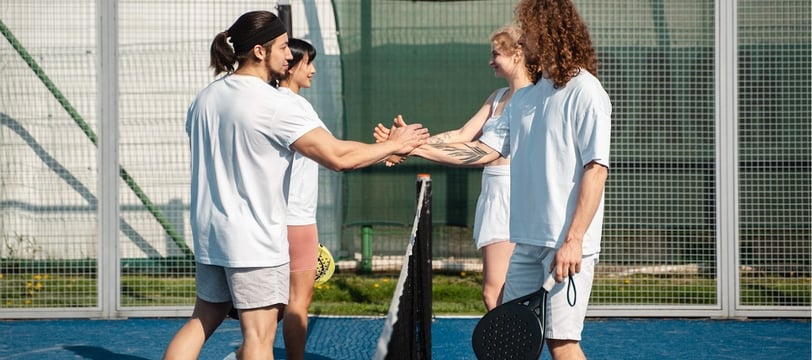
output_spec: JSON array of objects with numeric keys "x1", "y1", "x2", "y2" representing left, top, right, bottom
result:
[{"x1": 481, "y1": 87, "x2": 509, "y2": 160}]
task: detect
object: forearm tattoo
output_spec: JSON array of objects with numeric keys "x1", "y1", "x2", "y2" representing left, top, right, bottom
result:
[
  {"x1": 428, "y1": 133, "x2": 452, "y2": 145},
  {"x1": 429, "y1": 143, "x2": 489, "y2": 164}
]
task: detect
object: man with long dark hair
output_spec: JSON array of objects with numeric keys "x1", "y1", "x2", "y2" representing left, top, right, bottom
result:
[{"x1": 163, "y1": 10, "x2": 428, "y2": 360}]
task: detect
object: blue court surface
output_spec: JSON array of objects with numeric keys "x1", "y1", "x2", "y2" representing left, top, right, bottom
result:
[{"x1": 0, "y1": 316, "x2": 809, "y2": 359}]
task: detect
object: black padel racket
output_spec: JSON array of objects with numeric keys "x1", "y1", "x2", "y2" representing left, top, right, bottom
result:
[{"x1": 471, "y1": 272, "x2": 556, "y2": 360}]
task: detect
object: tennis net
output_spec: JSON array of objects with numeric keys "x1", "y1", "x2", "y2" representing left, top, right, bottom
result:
[{"x1": 373, "y1": 174, "x2": 433, "y2": 360}]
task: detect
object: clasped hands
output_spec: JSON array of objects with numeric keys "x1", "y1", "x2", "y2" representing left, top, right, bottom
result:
[{"x1": 374, "y1": 115, "x2": 414, "y2": 167}]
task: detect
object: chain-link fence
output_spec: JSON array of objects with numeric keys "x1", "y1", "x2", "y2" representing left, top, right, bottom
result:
[{"x1": 0, "y1": 0, "x2": 808, "y2": 318}]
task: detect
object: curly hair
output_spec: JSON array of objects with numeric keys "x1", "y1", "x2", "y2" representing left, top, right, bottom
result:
[
  {"x1": 514, "y1": 0, "x2": 598, "y2": 88},
  {"x1": 490, "y1": 25, "x2": 539, "y2": 83},
  {"x1": 490, "y1": 25, "x2": 523, "y2": 54}
]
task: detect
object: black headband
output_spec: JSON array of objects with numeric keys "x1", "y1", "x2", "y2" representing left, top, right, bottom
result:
[{"x1": 230, "y1": 19, "x2": 287, "y2": 54}]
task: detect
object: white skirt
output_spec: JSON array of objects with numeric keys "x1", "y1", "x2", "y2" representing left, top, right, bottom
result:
[{"x1": 473, "y1": 165, "x2": 510, "y2": 249}]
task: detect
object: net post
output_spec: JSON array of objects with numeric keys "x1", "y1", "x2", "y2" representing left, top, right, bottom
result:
[
  {"x1": 415, "y1": 173, "x2": 432, "y2": 359},
  {"x1": 277, "y1": 0, "x2": 292, "y2": 36},
  {"x1": 361, "y1": 225, "x2": 374, "y2": 273}
]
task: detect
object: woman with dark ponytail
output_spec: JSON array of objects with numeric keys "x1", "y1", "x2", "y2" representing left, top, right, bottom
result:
[
  {"x1": 276, "y1": 38, "x2": 322, "y2": 360},
  {"x1": 164, "y1": 10, "x2": 429, "y2": 360},
  {"x1": 225, "y1": 38, "x2": 324, "y2": 360}
]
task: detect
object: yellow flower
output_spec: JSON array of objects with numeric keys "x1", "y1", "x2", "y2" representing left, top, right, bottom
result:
[
  {"x1": 0, "y1": 273, "x2": 4, "y2": 280},
  {"x1": 33, "y1": 274, "x2": 42, "y2": 281},
  {"x1": 24, "y1": 299, "x2": 31, "y2": 305},
  {"x1": 35, "y1": 283, "x2": 43, "y2": 290},
  {"x1": 460, "y1": 272, "x2": 467, "y2": 277},
  {"x1": 374, "y1": 283, "x2": 380, "y2": 288},
  {"x1": 26, "y1": 282, "x2": 33, "y2": 288}
]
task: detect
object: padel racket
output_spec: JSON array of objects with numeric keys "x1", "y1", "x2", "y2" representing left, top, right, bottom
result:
[
  {"x1": 314, "y1": 243, "x2": 335, "y2": 285},
  {"x1": 471, "y1": 272, "x2": 556, "y2": 360}
]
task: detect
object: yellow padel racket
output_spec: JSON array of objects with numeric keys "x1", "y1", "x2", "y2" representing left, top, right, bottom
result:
[{"x1": 314, "y1": 243, "x2": 335, "y2": 285}]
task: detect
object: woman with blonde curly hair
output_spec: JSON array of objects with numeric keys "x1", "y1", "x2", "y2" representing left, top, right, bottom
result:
[{"x1": 375, "y1": 25, "x2": 533, "y2": 311}]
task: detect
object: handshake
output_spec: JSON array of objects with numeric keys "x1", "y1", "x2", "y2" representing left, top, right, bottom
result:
[
  {"x1": 374, "y1": 115, "x2": 500, "y2": 168},
  {"x1": 374, "y1": 115, "x2": 417, "y2": 167}
]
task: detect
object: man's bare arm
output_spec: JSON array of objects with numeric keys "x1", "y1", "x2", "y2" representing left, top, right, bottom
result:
[
  {"x1": 294, "y1": 124, "x2": 428, "y2": 171},
  {"x1": 552, "y1": 161, "x2": 609, "y2": 282}
]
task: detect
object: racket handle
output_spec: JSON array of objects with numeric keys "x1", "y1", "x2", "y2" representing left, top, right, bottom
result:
[
  {"x1": 541, "y1": 251, "x2": 557, "y2": 291},
  {"x1": 542, "y1": 272, "x2": 556, "y2": 292}
]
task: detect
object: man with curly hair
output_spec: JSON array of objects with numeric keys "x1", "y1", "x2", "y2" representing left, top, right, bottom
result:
[
  {"x1": 377, "y1": 1, "x2": 609, "y2": 357},
  {"x1": 481, "y1": 1, "x2": 612, "y2": 358}
]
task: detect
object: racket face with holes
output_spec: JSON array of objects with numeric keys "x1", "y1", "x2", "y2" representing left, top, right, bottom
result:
[
  {"x1": 314, "y1": 244, "x2": 335, "y2": 285},
  {"x1": 472, "y1": 302, "x2": 544, "y2": 360}
]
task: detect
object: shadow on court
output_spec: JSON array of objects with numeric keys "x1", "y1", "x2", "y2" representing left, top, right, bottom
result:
[
  {"x1": 63, "y1": 345, "x2": 150, "y2": 360},
  {"x1": 0, "y1": 317, "x2": 808, "y2": 359}
]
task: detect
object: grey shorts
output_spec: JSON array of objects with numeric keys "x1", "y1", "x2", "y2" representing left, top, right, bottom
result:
[
  {"x1": 195, "y1": 262, "x2": 290, "y2": 310},
  {"x1": 503, "y1": 244, "x2": 598, "y2": 341}
]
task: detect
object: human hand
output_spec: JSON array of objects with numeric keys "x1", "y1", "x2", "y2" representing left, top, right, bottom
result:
[
  {"x1": 383, "y1": 154, "x2": 406, "y2": 167},
  {"x1": 374, "y1": 115, "x2": 409, "y2": 141},
  {"x1": 550, "y1": 240, "x2": 583, "y2": 283},
  {"x1": 387, "y1": 116, "x2": 429, "y2": 156},
  {"x1": 373, "y1": 122, "x2": 391, "y2": 142},
  {"x1": 373, "y1": 123, "x2": 404, "y2": 166},
  {"x1": 392, "y1": 114, "x2": 408, "y2": 128},
  {"x1": 376, "y1": 115, "x2": 421, "y2": 165}
]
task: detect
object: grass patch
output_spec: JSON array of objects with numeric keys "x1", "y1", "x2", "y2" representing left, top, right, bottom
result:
[
  {"x1": 592, "y1": 276, "x2": 718, "y2": 305},
  {"x1": 740, "y1": 277, "x2": 812, "y2": 306},
  {"x1": 121, "y1": 276, "x2": 196, "y2": 306},
  {"x1": 311, "y1": 273, "x2": 486, "y2": 316},
  {"x1": 0, "y1": 273, "x2": 97, "y2": 307},
  {"x1": 1, "y1": 271, "x2": 809, "y2": 312}
]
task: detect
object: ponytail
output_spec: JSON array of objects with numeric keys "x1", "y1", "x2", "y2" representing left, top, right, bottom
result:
[
  {"x1": 209, "y1": 11, "x2": 287, "y2": 77},
  {"x1": 210, "y1": 31, "x2": 236, "y2": 76}
]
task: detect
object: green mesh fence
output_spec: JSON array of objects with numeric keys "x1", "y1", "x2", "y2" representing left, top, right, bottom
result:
[{"x1": 334, "y1": 0, "x2": 515, "y2": 263}]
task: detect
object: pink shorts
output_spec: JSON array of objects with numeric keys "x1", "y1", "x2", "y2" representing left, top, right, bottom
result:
[{"x1": 288, "y1": 224, "x2": 319, "y2": 272}]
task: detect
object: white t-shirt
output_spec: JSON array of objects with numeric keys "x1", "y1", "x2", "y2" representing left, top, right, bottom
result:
[
  {"x1": 278, "y1": 87, "x2": 329, "y2": 225},
  {"x1": 185, "y1": 74, "x2": 322, "y2": 267},
  {"x1": 480, "y1": 71, "x2": 611, "y2": 255}
]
